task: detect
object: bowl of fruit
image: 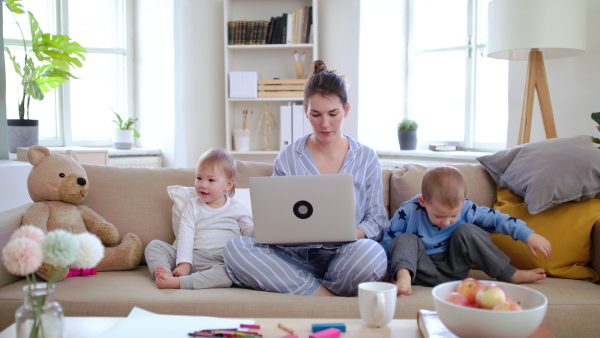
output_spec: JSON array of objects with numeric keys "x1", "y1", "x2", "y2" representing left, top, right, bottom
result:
[{"x1": 431, "y1": 278, "x2": 547, "y2": 338}]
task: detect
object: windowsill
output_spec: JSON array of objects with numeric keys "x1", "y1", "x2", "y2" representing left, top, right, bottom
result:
[
  {"x1": 376, "y1": 149, "x2": 493, "y2": 167},
  {"x1": 6, "y1": 147, "x2": 161, "y2": 160}
]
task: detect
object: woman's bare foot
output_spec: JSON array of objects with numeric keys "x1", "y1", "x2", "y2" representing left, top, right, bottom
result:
[
  {"x1": 395, "y1": 269, "x2": 413, "y2": 295},
  {"x1": 154, "y1": 265, "x2": 180, "y2": 289},
  {"x1": 312, "y1": 285, "x2": 336, "y2": 296},
  {"x1": 508, "y1": 268, "x2": 546, "y2": 284}
]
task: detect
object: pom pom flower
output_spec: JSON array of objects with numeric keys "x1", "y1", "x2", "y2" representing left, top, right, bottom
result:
[
  {"x1": 42, "y1": 230, "x2": 80, "y2": 267},
  {"x1": 1, "y1": 237, "x2": 43, "y2": 276},
  {"x1": 9, "y1": 225, "x2": 44, "y2": 243},
  {"x1": 71, "y1": 233, "x2": 105, "y2": 269}
]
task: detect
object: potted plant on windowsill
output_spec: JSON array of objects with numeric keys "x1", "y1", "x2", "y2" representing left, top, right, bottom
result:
[
  {"x1": 4, "y1": 0, "x2": 87, "y2": 152},
  {"x1": 111, "y1": 110, "x2": 140, "y2": 150},
  {"x1": 397, "y1": 117, "x2": 418, "y2": 150}
]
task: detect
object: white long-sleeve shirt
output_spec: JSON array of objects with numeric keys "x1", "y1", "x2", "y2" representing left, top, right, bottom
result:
[{"x1": 176, "y1": 196, "x2": 254, "y2": 265}]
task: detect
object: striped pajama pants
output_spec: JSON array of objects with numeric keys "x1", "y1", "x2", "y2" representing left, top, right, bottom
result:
[{"x1": 223, "y1": 236, "x2": 387, "y2": 296}]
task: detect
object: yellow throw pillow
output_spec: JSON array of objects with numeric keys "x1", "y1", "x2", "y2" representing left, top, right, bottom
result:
[{"x1": 490, "y1": 187, "x2": 600, "y2": 282}]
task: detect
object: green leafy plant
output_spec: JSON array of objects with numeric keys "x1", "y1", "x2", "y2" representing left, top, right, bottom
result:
[
  {"x1": 4, "y1": 0, "x2": 87, "y2": 120},
  {"x1": 397, "y1": 117, "x2": 419, "y2": 131},
  {"x1": 112, "y1": 110, "x2": 140, "y2": 137},
  {"x1": 592, "y1": 112, "x2": 600, "y2": 144}
]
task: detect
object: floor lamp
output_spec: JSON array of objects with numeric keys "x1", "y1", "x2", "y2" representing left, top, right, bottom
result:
[{"x1": 487, "y1": 0, "x2": 586, "y2": 145}]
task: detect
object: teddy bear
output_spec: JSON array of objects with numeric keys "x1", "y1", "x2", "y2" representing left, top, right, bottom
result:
[{"x1": 21, "y1": 145, "x2": 143, "y2": 281}]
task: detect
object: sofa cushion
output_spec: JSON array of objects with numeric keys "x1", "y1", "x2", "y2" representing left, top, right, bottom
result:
[
  {"x1": 389, "y1": 164, "x2": 497, "y2": 216},
  {"x1": 167, "y1": 185, "x2": 252, "y2": 244},
  {"x1": 476, "y1": 135, "x2": 600, "y2": 215},
  {"x1": 491, "y1": 186, "x2": 600, "y2": 282},
  {"x1": 81, "y1": 164, "x2": 196, "y2": 264}
]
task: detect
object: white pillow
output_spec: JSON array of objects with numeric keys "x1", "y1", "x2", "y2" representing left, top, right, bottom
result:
[{"x1": 166, "y1": 185, "x2": 252, "y2": 245}]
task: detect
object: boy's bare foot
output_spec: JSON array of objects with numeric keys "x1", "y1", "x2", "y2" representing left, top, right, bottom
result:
[
  {"x1": 394, "y1": 269, "x2": 413, "y2": 296},
  {"x1": 508, "y1": 268, "x2": 546, "y2": 284},
  {"x1": 154, "y1": 265, "x2": 180, "y2": 289}
]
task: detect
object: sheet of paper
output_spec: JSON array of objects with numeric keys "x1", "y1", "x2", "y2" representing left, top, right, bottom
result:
[{"x1": 96, "y1": 307, "x2": 255, "y2": 338}]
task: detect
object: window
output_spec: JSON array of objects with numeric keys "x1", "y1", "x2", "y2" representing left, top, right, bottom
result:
[
  {"x1": 407, "y1": 0, "x2": 507, "y2": 151},
  {"x1": 358, "y1": 0, "x2": 508, "y2": 152},
  {"x1": 3, "y1": 0, "x2": 133, "y2": 147}
]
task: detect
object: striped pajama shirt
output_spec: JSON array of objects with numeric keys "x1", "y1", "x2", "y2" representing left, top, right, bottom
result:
[{"x1": 223, "y1": 134, "x2": 388, "y2": 296}]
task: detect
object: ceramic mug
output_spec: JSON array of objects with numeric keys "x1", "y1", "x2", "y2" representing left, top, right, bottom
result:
[{"x1": 358, "y1": 281, "x2": 397, "y2": 328}]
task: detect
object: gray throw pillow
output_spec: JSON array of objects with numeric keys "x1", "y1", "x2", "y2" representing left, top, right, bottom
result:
[{"x1": 476, "y1": 135, "x2": 600, "y2": 215}]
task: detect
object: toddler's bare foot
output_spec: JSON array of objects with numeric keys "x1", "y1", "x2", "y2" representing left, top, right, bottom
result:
[
  {"x1": 508, "y1": 268, "x2": 546, "y2": 284},
  {"x1": 395, "y1": 269, "x2": 413, "y2": 296},
  {"x1": 154, "y1": 265, "x2": 180, "y2": 289}
]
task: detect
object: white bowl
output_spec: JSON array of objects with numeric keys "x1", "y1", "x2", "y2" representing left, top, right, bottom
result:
[{"x1": 432, "y1": 280, "x2": 547, "y2": 338}]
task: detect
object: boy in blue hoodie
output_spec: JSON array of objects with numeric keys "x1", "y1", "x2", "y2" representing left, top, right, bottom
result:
[{"x1": 382, "y1": 166, "x2": 551, "y2": 296}]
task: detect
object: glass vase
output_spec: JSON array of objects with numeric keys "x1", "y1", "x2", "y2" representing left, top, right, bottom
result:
[{"x1": 15, "y1": 282, "x2": 63, "y2": 338}]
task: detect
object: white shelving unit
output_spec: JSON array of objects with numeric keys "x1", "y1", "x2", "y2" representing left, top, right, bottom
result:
[{"x1": 224, "y1": 0, "x2": 318, "y2": 159}]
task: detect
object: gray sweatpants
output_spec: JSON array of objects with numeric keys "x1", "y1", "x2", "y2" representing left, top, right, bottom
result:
[
  {"x1": 144, "y1": 239, "x2": 233, "y2": 289},
  {"x1": 390, "y1": 223, "x2": 516, "y2": 286}
]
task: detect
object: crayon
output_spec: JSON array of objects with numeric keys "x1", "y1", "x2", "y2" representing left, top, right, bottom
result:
[{"x1": 277, "y1": 323, "x2": 297, "y2": 336}]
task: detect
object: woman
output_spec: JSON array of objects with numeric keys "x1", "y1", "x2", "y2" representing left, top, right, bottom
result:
[{"x1": 223, "y1": 60, "x2": 388, "y2": 296}]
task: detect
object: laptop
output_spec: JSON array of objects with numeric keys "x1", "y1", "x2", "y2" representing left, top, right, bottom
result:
[{"x1": 249, "y1": 174, "x2": 357, "y2": 245}]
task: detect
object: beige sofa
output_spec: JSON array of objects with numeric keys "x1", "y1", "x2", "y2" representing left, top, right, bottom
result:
[{"x1": 1, "y1": 161, "x2": 599, "y2": 336}]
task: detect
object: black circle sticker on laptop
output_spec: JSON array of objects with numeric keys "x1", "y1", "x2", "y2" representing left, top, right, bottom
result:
[{"x1": 293, "y1": 200, "x2": 313, "y2": 219}]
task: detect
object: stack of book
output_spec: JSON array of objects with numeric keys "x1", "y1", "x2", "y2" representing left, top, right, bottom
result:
[{"x1": 228, "y1": 6, "x2": 313, "y2": 45}]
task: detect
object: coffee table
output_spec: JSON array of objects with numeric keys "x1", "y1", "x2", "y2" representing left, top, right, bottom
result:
[{"x1": 0, "y1": 317, "x2": 419, "y2": 338}]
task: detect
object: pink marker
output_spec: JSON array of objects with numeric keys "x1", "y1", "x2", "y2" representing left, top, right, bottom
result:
[{"x1": 240, "y1": 324, "x2": 261, "y2": 329}]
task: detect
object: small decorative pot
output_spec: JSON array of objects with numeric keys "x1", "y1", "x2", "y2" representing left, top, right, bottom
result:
[
  {"x1": 7, "y1": 119, "x2": 39, "y2": 153},
  {"x1": 113, "y1": 129, "x2": 134, "y2": 150},
  {"x1": 15, "y1": 282, "x2": 63, "y2": 338},
  {"x1": 398, "y1": 130, "x2": 417, "y2": 150}
]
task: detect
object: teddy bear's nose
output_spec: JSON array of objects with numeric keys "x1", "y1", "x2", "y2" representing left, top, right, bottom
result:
[{"x1": 77, "y1": 177, "x2": 87, "y2": 186}]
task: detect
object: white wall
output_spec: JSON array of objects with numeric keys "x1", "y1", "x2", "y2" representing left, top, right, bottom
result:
[
  {"x1": 319, "y1": 0, "x2": 360, "y2": 140},
  {"x1": 506, "y1": 0, "x2": 600, "y2": 147}
]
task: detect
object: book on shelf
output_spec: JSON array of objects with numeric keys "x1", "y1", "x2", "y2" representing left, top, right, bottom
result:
[
  {"x1": 429, "y1": 144, "x2": 457, "y2": 151},
  {"x1": 306, "y1": 6, "x2": 313, "y2": 43},
  {"x1": 286, "y1": 12, "x2": 294, "y2": 44},
  {"x1": 266, "y1": 17, "x2": 275, "y2": 44},
  {"x1": 301, "y1": 6, "x2": 309, "y2": 44}
]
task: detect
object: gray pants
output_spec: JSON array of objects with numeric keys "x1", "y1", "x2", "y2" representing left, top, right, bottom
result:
[
  {"x1": 145, "y1": 239, "x2": 233, "y2": 289},
  {"x1": 390, "y1": 224, "x2": 516, "y2": 286}
]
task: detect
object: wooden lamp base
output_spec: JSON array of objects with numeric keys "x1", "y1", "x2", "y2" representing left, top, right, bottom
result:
[{"x1": 518, "y1": 49, "x2": 558, "y2": 145}]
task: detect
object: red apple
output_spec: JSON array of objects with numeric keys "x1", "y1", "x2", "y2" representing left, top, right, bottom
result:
[
  {"x1": 476, "y1": 283, "x2": 507, "y2": 309},
  {"x1": 456, "y1": 278, "x2": 483, "y2": 305},
  {"x1": 492, "y1": 301, "x2": 523, "y2": 311},
  {"x1": 444, "y1": 292, "x2": 470, "y2": 306}
]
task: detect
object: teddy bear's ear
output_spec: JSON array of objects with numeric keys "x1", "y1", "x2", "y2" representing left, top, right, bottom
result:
[
  {"x1": 64, "y1": 149, "x2": 80, "y2": 163},
  {"x1": 27, "y1": 146, "x2": 51, "y2": 167}
]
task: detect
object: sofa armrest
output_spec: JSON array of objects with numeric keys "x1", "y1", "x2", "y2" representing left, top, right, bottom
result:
[
  {"x1": 0, "y1": 204, "x2": 30, "y2": 288},
  {"x1": 591, "y1": 218, "x2": 600, "y2": 280}
]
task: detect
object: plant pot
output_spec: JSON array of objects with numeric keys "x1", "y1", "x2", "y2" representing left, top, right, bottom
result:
[
  {"x1": 7, "y1": 119, "x2": 39, "y2": 153},
  {"x1": 113, "y1": 130, "x2": 134, "y2": 150},
  {"x1": 398, "y1": 130, "x2": 417, "y2": 150}
]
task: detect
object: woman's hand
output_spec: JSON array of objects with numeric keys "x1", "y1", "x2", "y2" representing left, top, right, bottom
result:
[{"x1": 356, "y1": 228, "x2": 366, "y2": 239}]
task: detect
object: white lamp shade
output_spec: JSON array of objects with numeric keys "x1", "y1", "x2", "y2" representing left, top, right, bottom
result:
[{"x1": 487, "y1": 0, "x2": 586, "y2": 60}]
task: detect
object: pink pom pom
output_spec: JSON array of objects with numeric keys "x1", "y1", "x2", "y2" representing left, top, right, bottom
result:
[
  {"x1": 1, "y1": 238, "x2": 43, "y2": 276},
  {"x1": 10, "y1": 225, "x2": 44, "y2": 243}
]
